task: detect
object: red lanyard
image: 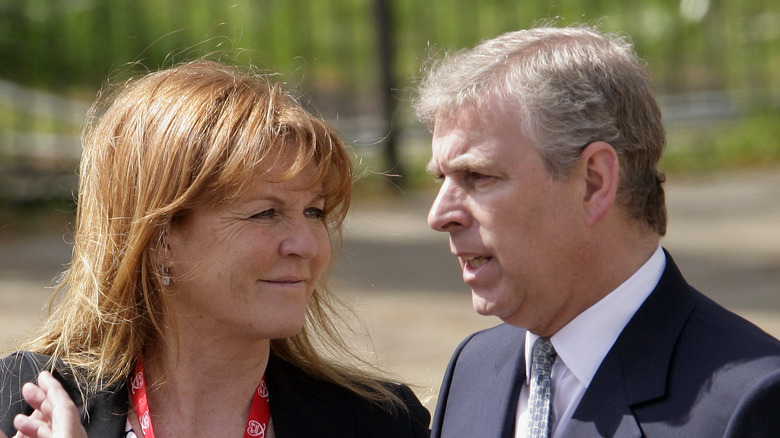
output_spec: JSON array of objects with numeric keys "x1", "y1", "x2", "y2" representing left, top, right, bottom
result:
[{"x1": 129, "y1": 360, "x2": 271, "y2": 438}]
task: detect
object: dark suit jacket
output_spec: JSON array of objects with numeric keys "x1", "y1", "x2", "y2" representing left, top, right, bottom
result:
[
  {"x1": 1, "y1": 353, "x2": 430, "y2": 437},
  {"x1": 431, "y1": 251, "x2": 780, "y2": 438}
]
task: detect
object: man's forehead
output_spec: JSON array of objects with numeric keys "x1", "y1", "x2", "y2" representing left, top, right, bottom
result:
[
  {"x1": 426, "y1": 105, "x2": 529, "y2": 176},
  {"x1": 432, "y1": 106, "x2": 484, "y2": 134},
  {"x1": 426, "y1": 126, "x2": 503, "y2": 176}
]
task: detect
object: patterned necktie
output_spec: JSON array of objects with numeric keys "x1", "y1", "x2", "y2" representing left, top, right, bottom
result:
[{"x1": 527, "y1": 337, "x2": 557, "y2": 438}]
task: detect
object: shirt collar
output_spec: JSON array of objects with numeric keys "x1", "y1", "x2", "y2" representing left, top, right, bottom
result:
[{"x1": 524, "y1": 245, "x2": 666, "y2": 386}]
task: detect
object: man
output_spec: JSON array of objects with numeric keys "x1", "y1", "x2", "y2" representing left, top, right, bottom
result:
[{"x1": 414, "y1": 25, "x2": 780, "y2": 438}]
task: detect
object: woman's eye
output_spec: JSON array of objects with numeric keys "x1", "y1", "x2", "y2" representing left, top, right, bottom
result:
[
  {"x1": 305, "y1": 207, "x2": 326, "y2": 220},
  {"x1": 251, "y1": 209, "x2": 276, "y2": 219}
]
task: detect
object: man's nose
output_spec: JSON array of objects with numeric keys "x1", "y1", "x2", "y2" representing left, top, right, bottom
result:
[{"x1": 428, "y1": 180, "x2": 469, "y2": 233}]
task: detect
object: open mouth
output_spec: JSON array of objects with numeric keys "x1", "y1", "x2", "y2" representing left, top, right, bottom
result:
[{"x1": 462, "y1": 256, "x2": 490, "y2": 269}]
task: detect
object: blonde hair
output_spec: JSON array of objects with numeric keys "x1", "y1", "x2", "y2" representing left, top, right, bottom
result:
[{"x1": 26, "y1": 60, "x2": 403, "y2": 408}]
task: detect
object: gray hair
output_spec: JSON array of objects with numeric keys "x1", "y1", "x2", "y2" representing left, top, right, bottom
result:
[{"x1": 414, "y1": 25, "x2": 667, "y2": 235}]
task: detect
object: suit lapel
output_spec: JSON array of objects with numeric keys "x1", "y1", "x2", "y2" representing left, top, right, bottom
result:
[
  {"x1": 474, "y1": 333, "x2": 527, "y2": 438},
  {"x1": 491, "y1": 334, "x2": 527, "y2": 437},
  {"x1": 436, "y1": 324, "x2": 527, "y2": 438},
  {"x1": 562, "y1": 351, "x2": 642, "y2": 437},
  {"x1": 472, "y1": 328, "x2": 527, "y2": 438},
  {"x1": 563, "y1": 251, "x2": 697, "y2": 438}
]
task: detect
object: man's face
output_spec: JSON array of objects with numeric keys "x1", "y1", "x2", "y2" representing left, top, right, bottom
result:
[{"x1": 427, "y1": 106, "x2": 588, "y2": 335}]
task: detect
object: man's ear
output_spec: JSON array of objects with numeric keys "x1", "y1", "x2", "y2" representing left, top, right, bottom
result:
[{"x1": 580, "y1": 141, "x2": 619, "y2": 226}]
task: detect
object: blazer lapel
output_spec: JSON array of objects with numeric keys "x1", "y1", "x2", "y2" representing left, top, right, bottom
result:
[
  {"x1": 435, "y1": 324, "x2": 527, "y2": 438},
  {"x1": 563, "y1": 251, "x2": 697, "y2": 438},
  {"x1": 492, "y1": 334, "x2": 527, "y2": 437},
  {"x1": 471, "y1": 333, "x2": 527, "y2": 438},
  {"x1": 562, "y1": 352, "x2": 642, "y2": 438},
  {"x1": 474, "y1": 325, "x2": 525, "y2": 438}
]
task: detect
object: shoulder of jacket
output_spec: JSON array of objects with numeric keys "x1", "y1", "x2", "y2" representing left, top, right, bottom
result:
[
  {"x1": 1, "y1": 351, "x2": 58, "y2": 434},
  {"x1": 1, "y1": 351, "x2": 56, "y2": 382},
  {"x1": 458, "y1": 323, "x2": 525, "y2": 351}
]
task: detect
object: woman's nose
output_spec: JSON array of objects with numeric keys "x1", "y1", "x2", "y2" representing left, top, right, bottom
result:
[{"x1": 279, "y1": 219, "x2": 323, "y2": 259}]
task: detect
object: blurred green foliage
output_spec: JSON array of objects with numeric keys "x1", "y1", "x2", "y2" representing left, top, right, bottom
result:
[
  {"x1": 2, "y1": 0, "x2": 778, "y2": 108},
  {"x1": 663, "y1": 108, "x2": 780, "y2": 172},
  {"x1": 0, "y1": 0, "x2": 778, "y2": 200}
]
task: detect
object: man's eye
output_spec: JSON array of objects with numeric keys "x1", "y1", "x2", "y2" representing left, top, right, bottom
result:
[{"x1": 465, "y1": 171, "x2": 487, "y2": 181}]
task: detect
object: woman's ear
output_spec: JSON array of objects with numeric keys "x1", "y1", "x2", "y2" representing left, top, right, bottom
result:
[
  {"x1": 151, "y1": 230, "x2": 173, "y2": 286},
  {"x1": 151, "y1": 228, "x2": 173, "y2": 267},
  {"x1": 580, "y1": 141, "x2": 619, "y2": 226}
]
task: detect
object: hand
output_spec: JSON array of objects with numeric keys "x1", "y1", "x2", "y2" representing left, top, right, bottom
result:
[{"x1": 10, "y1": 371, "x2": 87, "y2": 438}]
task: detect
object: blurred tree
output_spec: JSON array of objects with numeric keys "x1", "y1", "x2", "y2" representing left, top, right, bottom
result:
[{"x1": 0, "y1": 0, "x2": 778, "y2": 200}]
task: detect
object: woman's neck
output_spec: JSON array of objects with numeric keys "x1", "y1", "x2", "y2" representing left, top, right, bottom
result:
[{"x1": 138, "y1": 327, "x2": 271, "y2": 438}]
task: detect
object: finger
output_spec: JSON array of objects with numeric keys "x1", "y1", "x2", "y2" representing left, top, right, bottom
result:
[
  {"x1": 13, "y1": 413, "x2": 52, "y2": 438},
  {"x1": 36, "y1": 372, "x2": 74, "y2": 407},
  {"x1": 30, "y1": 373, "x2": 73, "y2": 421},
  {"x1": 20, "y1": 383, "x2": 48, "y2": 415},
  {"x1": 12, "y1": 408, "x2": 45, "y2": 438},
  {"x1": 20, "y1": 386, "x2": 54, "y2": 429},
  {"x1": 35, "y1": 372, "x2": 86, "y2": 438}
]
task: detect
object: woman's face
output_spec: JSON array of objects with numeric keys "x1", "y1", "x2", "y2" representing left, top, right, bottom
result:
[{"x1": 163, "y1": 165, "x2": 332, "y2": 343}]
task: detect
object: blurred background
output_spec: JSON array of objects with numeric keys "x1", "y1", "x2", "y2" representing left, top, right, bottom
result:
[{"x1": 1, "y1": 0, "x2": 779, "y2": 412}]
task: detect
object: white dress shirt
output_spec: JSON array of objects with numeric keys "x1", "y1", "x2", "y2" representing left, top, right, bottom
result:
[{"x1": 515, "y1": 245, "x2": 666, "y2": 438}]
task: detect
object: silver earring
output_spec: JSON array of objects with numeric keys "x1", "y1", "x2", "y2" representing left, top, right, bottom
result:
[{"x1": 161, "y1": 265, "x2": 170, "y2": 286}]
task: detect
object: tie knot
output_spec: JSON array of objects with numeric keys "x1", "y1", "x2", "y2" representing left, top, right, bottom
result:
[{"x1": 532, "y1": 337, "x2": 556, "y2": 369}]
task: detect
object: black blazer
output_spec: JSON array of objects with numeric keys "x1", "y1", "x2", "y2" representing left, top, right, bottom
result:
[
  {"x1": 431, "y1": 251, "x2": 780, "y2": 437},
  {"x1": 1, "y1": 353, "x2": 430, "y2": 437}
]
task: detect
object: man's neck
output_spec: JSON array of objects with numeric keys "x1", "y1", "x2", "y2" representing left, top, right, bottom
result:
[{"x1": 532, "y1": 231, "x2": 661, "y2": 337}]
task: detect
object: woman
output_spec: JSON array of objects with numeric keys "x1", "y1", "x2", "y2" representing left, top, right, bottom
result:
[{"x1": 0, "y1": 60, "x2": 430, "y2": 437}]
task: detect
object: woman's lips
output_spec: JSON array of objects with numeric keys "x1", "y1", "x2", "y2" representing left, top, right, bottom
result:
[{"x1": 259, "y1": 277, "x2": 307, "y2": 285}]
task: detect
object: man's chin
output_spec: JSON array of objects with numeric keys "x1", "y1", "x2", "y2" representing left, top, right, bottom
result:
[
  {"x1": 471, "y1": 290, "x2": 526, "y2": 325},
  {"x1": 471, "y1": 292, "x2": 498, "y2": 317}
]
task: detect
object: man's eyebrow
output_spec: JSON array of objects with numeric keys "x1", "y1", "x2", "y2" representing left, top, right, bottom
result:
[{"x1": 427, "y1": 155, "x2": 493, "y2": 175}]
